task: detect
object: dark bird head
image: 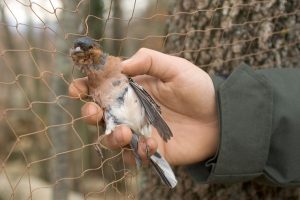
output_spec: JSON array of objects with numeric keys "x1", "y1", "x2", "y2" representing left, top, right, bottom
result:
[
  {"x1": 70, "y1": 37, "x2": 107, "y2": 73},
  {"x1": 73, "y1": 37, "x2": 99, "y2": 51}
]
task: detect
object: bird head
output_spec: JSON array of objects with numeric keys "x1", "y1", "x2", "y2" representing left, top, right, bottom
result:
[{"x1": 70, "y1": 37, "x2": 106, "y2": 73}]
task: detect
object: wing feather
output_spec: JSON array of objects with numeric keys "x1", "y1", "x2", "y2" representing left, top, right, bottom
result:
[{"x1": 128, "y1": 78, "x2": 172, "y2": 142}]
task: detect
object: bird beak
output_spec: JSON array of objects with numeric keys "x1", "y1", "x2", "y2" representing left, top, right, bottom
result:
[
  {"x1": 74, "y1": 46, "x2": 82, "y2": 52},
  {"x1": 70, "y1": 46, "x2": 85, "y2": 57}
]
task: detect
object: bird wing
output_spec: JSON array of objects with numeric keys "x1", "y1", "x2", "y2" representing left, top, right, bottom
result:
[{"x1": 128, "y1": 78, "x2": 173, "y2": 142}]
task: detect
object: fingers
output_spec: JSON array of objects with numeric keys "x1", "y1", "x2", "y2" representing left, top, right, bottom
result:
[
  {"x1": 101, "y1": 125, "x2": 158, "y2": 165},
  {"x1": 81, "y1": 102, "x2": 103, "y2": 124},
  {"x1": 69, "y1": 77, "x2": 89, "y2": 98},
  {"x1": 122, "y1": 138, "x2": 158, "y2": 165},
  {"x1": 69, "y1": 78, "x2": 103, "y2": 124},
  {"x1": 69, "y1": 74, "x2": 159, "y2": 164},
  {"x1": 102, "y1": 125, "x2": 133, "y2": 149},
  {"x1": 137, "y1": 137, "x2": 158, "y2": 161},
  {"x1": 121, "y1": 48, "x2": 181, "y2": 82}
]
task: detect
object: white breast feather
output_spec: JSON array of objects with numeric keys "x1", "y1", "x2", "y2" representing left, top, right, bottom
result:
[{"x1": 110, "y1": 86, "x2": 152, "y2": 137}]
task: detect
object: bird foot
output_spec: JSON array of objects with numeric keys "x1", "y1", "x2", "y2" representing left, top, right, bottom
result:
[
  {"x1": 94, "y1": 144, "x2": 104, "y2": 158},
  {"x1": 145, "y1": 143, "x2": 150, "y2": 160}
]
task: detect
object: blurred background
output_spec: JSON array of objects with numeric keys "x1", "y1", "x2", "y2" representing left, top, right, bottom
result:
[{"x1": 1, "y1": 0, "x2": 300, "y2": 200}]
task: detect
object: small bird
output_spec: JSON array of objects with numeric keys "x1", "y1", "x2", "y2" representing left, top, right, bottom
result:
[{"x1": 70, "y1": 37, "x2": 177, "y2": 188}]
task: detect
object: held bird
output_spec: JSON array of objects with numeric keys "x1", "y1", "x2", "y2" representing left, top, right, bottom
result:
[{"x1": 70, "y1": 37, "x2": 177, "y2": 188}]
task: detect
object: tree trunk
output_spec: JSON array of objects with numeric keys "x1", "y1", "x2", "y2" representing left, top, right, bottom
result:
[{"x1": 139, "y1": 0, "x2": 300, "y2": 199}]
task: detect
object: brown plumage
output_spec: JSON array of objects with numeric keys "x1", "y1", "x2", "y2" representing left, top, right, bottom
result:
[
  {"x1": 70, "y1": 37, "x2": 177, "y2": 188},
  {"x1": 70, "y1": 37, "x2": 173, "y2": 141}
]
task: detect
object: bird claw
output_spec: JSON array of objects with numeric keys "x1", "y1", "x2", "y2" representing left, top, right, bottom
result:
[
  {"x1": 94, "y1": 144, "x2": 104, "y2": 158},
  {"x1": 130, "y1": 133, "x2": 142, "y2": 168},
  {"x1": 145, "y1": 144, "x2": 150, "y2": 160}
]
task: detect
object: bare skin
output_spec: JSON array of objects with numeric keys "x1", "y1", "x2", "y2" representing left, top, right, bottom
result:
[{"x1": 69, "y1": 48, "x2": 219, "y2": 166}]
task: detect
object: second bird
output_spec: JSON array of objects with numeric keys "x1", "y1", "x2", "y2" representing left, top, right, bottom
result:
[{"x1": 70, "y1": 37, "x2": 177, "y2": 188}]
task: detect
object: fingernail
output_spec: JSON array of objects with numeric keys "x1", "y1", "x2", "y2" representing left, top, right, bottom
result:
[
  {"x1": 115, "y1": 131, "x2": 124, "y2": 146},
  {"x1": 88, "y1": 104, "x2": 99, "y2": 115},
  {"x1": 82, "y1": 103, "x2": 98, "y2": 117},
  {"x1": 121, "y1": 58, "x2": 132, "y2": 65},
  {"x1": 121, "y1": 59, "x2": 132, "y2": 73}
]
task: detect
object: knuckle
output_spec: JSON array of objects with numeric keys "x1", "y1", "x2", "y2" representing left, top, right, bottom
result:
[
  {"x1": 136, "y1": 48, "x2": 152, "y2": 68},
  {"x1": 137, "y1": 47, "x2": 150, "y2": 55},
  {"x1": 137, "y1": 47, "x2": 146, "y2": 53}
]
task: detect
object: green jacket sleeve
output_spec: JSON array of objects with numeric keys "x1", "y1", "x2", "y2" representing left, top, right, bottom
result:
[{"x1": 187, "y1": 63, "x2": 300, "y2": 186}]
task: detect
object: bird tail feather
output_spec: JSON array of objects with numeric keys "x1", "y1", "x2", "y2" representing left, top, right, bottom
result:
[
  {"x1": 150, "y1": 151, "x2": 177, "y2": 188},
  {"x1": 130, "y1": 131, "x2": 177, "y2": 188}
]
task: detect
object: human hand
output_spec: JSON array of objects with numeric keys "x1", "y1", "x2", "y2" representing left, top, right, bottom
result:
[{"x1": 69, "y1": 48, "x2": 219, "y2": 166}]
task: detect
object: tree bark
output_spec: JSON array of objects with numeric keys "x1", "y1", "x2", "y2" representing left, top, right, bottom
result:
[{"x1": 139, "y1": 0, "x2": 300, "y2": 199}]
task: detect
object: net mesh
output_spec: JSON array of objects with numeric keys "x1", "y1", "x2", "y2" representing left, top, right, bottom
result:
[{"x1": 0, "y1": 0, "x2": 299, "y2": 199}]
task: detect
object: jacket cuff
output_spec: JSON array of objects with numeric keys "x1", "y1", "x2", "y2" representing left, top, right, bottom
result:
[{"x1": 187, "y1": 63, "x2": 273, "y2": 183}]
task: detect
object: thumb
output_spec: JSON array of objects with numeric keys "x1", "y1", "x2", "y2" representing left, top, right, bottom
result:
[{"x1": 121, "y1": 48, "x2": 181, "y2": 82}]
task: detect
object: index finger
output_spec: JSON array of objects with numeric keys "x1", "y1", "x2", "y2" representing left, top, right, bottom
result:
[{"x1": 69, "y1": 77, "x2": 89, "y2": 98}]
